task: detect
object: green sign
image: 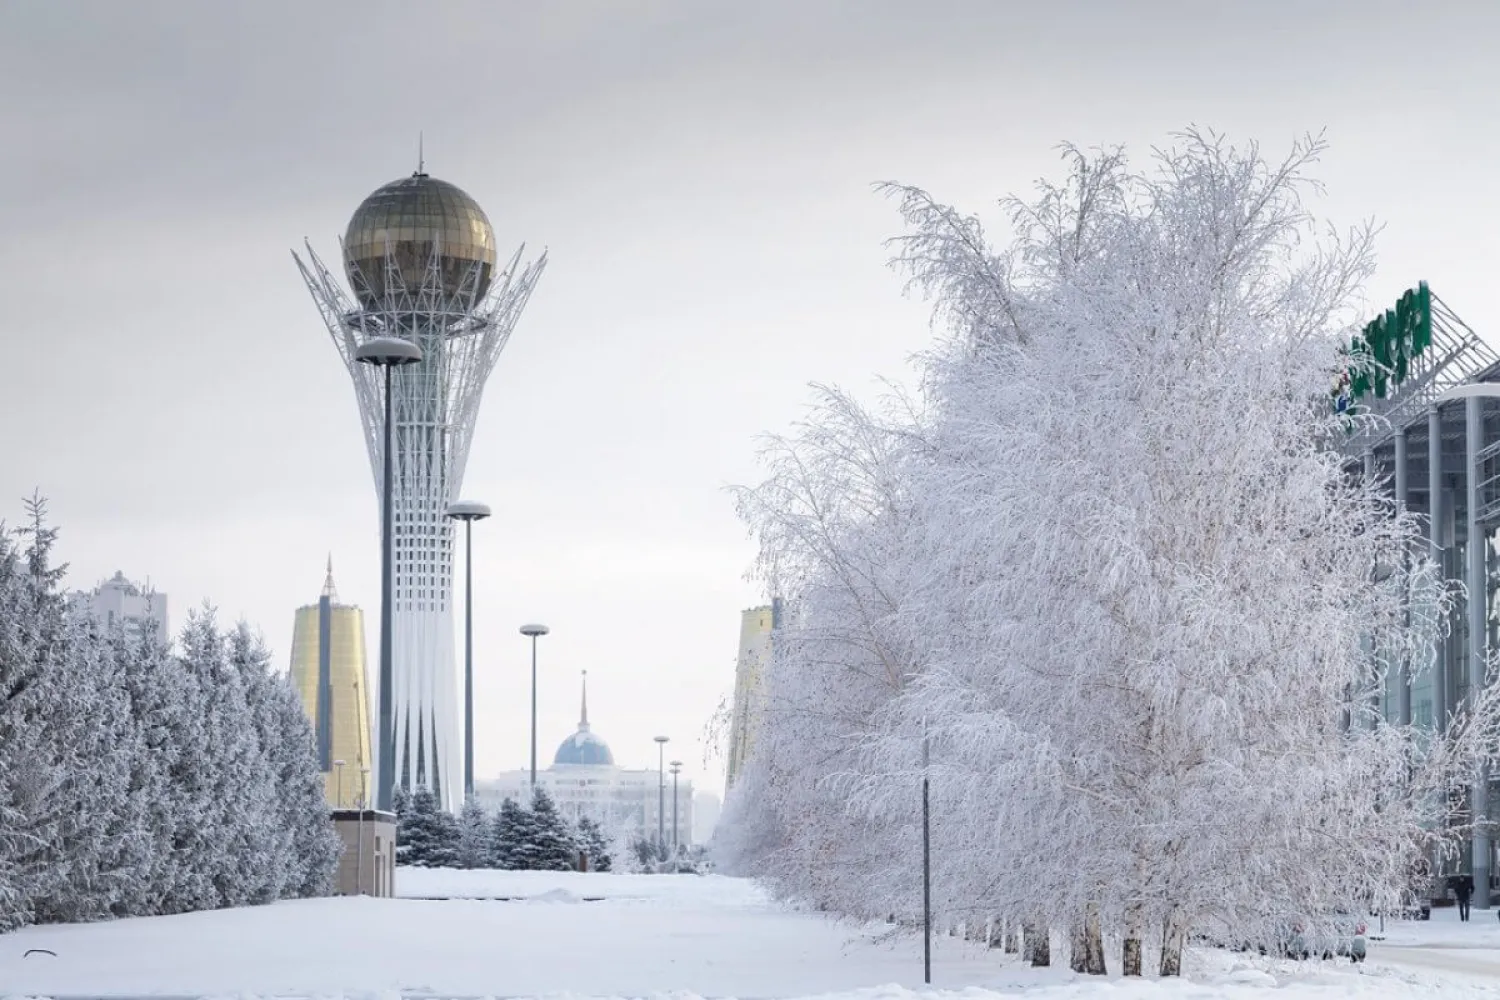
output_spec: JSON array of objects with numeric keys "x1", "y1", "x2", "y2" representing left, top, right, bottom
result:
[{"x1": 1335, "y1": 282, "x2": 1432, "y2": 410}]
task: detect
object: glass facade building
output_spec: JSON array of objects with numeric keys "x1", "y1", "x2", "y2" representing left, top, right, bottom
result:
[{"x1": 1353, "y1": 288, "x2": 1500, "y2": 907}]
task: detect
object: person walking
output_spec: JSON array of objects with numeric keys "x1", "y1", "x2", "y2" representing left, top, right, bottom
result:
[{"x1": 1456, "y1": 873, "x2": 1475, "y2": 922}]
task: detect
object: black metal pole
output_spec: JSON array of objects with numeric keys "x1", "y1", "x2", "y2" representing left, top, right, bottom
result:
[
  {"x1": 672, "y1": 770, "x2": 680, "y2": 854},
  {"x1": 658, "y1": 744, "x2": 666, "y2": 854},
  {"x1": 463, "y1": 518, "x2": 474, "y2": 800},
  {"x1": 529, "y1": 634, "x2": 538, "y2": 791},
  {"x1": 377, "y1": 364, "x2": 396, "y2": 812},
  {"x1": 923, "y1": 729, "x2": 931, "y2": 985}
]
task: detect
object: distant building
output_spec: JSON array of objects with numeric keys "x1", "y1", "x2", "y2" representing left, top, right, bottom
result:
[
  {"x1": 725, "y1": 600, "x2": 780, "y2": 790},
  {"x1": 74, "y1": 570, "x2": 169, "y2": 644},
  {"x1": 288, "y1": 559, "x2": 373, "y2": 809},
  {"x1": 693, "y1": 790, "x2": 722, "y2": 844},
  {"x1": 474, "y1": 672, "x2": 695, "y2": 848}
]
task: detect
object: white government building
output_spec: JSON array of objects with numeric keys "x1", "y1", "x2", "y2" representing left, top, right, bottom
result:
[
  {"x1": 474, "y1": 672, "x2": 694, "y2": 848},
  {"x1": 72, "y1": 570, "x2": 169, "y2": 644}
]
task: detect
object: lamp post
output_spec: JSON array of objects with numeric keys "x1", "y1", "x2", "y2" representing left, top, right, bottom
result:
[
  {"x1": 654, "y1": 735, "x2": 669, "y2": 857},
  {"x1": 922, "y1": 719, "x2": 931, "y2": 985},
  {"x1": 354, "y1": 335, "x2": 423, "y2": 811},
  {"x1": 446, "y1": 500, "x2": 491, "y2": 800},
  {"x1": 358, "y1": 766, "x2": 370, "y2": 895},
  {"x1": 520, "y1": 624, "x2": 550, "y2": 790},
  {"x1": 669, "y1": 760, "x2": 682, "y2": 857},
  {"x1": 334, "y1": 758, "x2": 347, "y2": 809}
]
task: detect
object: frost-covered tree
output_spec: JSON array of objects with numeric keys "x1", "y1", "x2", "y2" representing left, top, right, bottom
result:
[
  {"x1": 0, "y1": 502, "x2": 337, "y2": 932},
  {"x1": 232, "y1": 623, "x2": 339, "y2": 898},
  {"x1": 575, "y1": 815, "x2": 612, "y2": 872},
  {"x1": 511, "y1": 789, "x2": 578, "y2": 871},
  {"x1": 720, "y1": 385, "x2": 931, "y2": 920},
  {"x1": 192, "y1": 609, "x2": 286, "y2": 906},
  {"x1": 456, "y1": 797, "x2": 492, "y2": 870},
  {"x1": 718, "y1": 129, "x2": 1500, "y2": 977},
  {"x1": 490, "y1": 797, "x2": 532, "y2": 870},
  {"x1": 0, "y1": 498, "x2": 75, "y2": 931},
  {"x1": 398, "y1": 786, "x2": 459, "y2": 868}
]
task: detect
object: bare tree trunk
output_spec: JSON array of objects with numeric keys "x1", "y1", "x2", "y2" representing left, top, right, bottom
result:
[
  {"x1": 1069, "y1": 921, "x2": 1088, "y2": 973},
  {"x1": 1025, "y1": 921, "x2": 1050, "y2": 967},
  {"x1": 1004, "y1": 924, "x2": 1021, "y2": 954},
  {"x1": 1122, "y1": 904, "x2": 1143, "y2": 977},
  {"x1": 966, "y1": 918, "x2": 983, "y2": 943},
  {"x1": 987, "y1": 916, "x2": 1004, "y2": 949},
  {"x1": 1083, "y1": 903, "x2": 1106, "y2": 975},
  {"x1": 1159, "y1": 908, "x2": 1187, "y2": 978}
]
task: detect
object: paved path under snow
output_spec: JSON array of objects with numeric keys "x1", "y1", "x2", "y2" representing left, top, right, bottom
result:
[{"x1": 1375, "y1": 945, "x2": 1500, "y2": 980}]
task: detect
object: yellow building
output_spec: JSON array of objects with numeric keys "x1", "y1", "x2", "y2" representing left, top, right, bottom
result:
[
  {"x1": 726, "y1": 600, "x2": 779, "y2": 790},
  {"x1": 289, "y1": 559, "x2": 373, "y2": 809}
]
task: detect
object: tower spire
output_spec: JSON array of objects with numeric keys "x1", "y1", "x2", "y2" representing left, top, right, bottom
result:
[
  {"x1": 322, "y1": 553, "x2": 339, "y2": 602},
  {"x1": 580, "y1": 669, "x2": 589, "y2": 730}
]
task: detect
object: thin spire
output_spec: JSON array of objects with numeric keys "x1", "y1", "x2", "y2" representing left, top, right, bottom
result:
[
  {"x1": 321, "y1": 553, "x2": 339, "y2": 602},
  {"x1": 416, "y1": 131, "x2": 426, "y2": 177},
  {"x1": 580, "y1": 669, "x2": 589, "y2": 730}
]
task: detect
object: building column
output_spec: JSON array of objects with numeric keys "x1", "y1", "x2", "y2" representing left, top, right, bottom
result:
[
  {"x1": 1467, "y1": 396, "x2": 1491, "y2": 908},
  {"x1": 1364, "y1": 447, "x2": 1381, "y2": 729},
  {"x1": 1430, "y1": 405, "x2": 1447, "y2": 732},
  {"x1": 1396, "y1": 426, "x2": 1413, "y2": 726}
]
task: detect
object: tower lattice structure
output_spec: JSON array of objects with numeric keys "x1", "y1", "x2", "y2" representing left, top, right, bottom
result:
[{"x1": 295, "y1": 171, "x2": 546, "y2": 810}]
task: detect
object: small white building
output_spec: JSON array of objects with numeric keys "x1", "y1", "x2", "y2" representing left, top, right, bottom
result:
[
  {"x1": 474, "y1": 673, "x2": 694, "y2": 849},
  {"x1": 74, "y1": 570, "x2": 169, "y2": 644}
]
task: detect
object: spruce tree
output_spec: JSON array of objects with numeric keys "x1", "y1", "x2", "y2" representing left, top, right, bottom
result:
[
  {"x1": 512, "y1": 788, "x2": 578, "y2": 872},
  {"x1": 0, "y1": 502, "x2": 340, "y2": 930},
  {"x1": 398, "y1": 785, "x2": 449, "y2": 867},
  {"x1": 0, "y1": 500, "x2": 72, "y2": 929},
  {"x1": 575, "y1": 815, "x2": 612, "y2": 872},
  {"x1": 232, "y1": 622, "x2": 338, "y2": 898},
  {"x1": 456, "y1": 797, "x2": 492, "y2": 869},
  {"x1": 113, "y1": 623, "x2": 183, "y2": 915},
  {"x1": 491, "y1": 797, "x2": 531, "y2": 870}
]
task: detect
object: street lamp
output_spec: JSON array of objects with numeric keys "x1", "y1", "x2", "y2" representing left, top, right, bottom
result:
[
  {"x1": 520, "y1": 624, "x2": 550, "y2": 790},
  {"x1": 358, "y1": 765, "x2": 371, "y2": 895},
  {"x1": 446, "y1": 500, "x2": 492, "y2": 800},
  {"x1": 654, "y1": 735, "x2": 669, "y2": 856},
  {"x1": 355, "y1": 335, "x2": 423, "y2": 812},
  {"x1": 334, "y1": 758, "x2": 347, "y2": 809},
  {"x1": 669, "y1": 760, "x2": 682, "y2": 857}
]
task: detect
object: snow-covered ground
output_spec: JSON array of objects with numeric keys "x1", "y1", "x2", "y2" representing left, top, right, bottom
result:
[{"x1": 0, "y1": 870, "x2": 1496, "y2": 999}]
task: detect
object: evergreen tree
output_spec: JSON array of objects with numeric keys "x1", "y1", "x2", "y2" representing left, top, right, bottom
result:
[
  {"x1": 490, "y1": 797, "x2": 532, "y2": 870},
  {"x1": 112, "y1": 624, "x2": 185, "y2": 915},
  {"x1": 456, "y1": 797, "x2": 492, "y2": 869},
  {"x1": 28, "y1": 615, "x2": 151, "y2": 923},
  {"x1": 398, "y1": 786, "x2": 453, "y2": 867},
  {"x1": 0, "y1": 499, "x2": 72, "y2": 930},
  {"x1": 430, "y1": 807, "x2": 462, "y2": 869},
  {"x1": 511, "y1": 788, "x2": 578, "y2": 872},
  {"x1": 575, "y1": 815, "x2": 612, "y2": 872},
  {"x1": 195, "y1": 611, "x2": 281, "y2": 907},
  {"x1": 0, "y1": 501, "x2": 343, "y2": 931},
  {"x1": 232, "y1": 622, "x2": 339, "y2": 898}
]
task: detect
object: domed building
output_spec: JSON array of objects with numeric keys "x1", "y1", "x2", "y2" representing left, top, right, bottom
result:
[{"x1": 474, "y1": 672, "x2": 694, "y2": 849}]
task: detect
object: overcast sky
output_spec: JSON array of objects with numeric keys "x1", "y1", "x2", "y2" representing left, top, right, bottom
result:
[{"x1": 3, "y1": 0, "x2": 1498, "y2": 795}]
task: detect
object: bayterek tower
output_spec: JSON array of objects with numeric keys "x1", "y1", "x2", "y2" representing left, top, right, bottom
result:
[{"x1": 295, "y1": 167, "x2": 546, "y2": 811}]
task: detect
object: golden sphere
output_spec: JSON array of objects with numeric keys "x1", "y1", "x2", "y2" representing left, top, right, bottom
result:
[{"x1": 343, "y1": 173, "x2": 496, "y2": 308}]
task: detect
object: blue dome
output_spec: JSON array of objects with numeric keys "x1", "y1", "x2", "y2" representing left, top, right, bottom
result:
[{"x1": 554, "y1": 728, "x2": 614, "y2": 767}]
